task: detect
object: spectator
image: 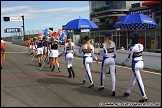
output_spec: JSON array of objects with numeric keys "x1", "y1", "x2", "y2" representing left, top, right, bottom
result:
[
  {"x1": 1, "y1": 37, "x2": 5, "y2": 46},
  {"x1": 1, "y1": 40, "x2": 6, "y2": 69}
]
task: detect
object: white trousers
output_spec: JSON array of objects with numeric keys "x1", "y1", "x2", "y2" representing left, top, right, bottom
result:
[
  {"x1": 65, "y1": 53, "x2": 74, "y2": 68},
  {"x1": 83, "y1": 56, "x2": 93, "y2": 85},
  {"x1": 100, "y1": 57, "x2": 116, "y2": 92},
  {"x1": 127, "y1": 60, "x2": 146, "y2": 98}
]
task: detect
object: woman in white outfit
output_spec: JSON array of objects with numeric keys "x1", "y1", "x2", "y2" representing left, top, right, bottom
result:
[
  {"x1": 79, "y1": 36, "x2": 98, "y2": 88},
  {"x1": 36, "y1": 36, "x2": 44, "y2": 67},
  {"x1": 94, "y1": 31, "x2": 116, "y2": 96},
  {"x1": 30, "y1": 38, "x2": 37, "y2": 56},
  {"x1": 48, "y1": 37, "x2": 60, "y2": 71},
  {"x1": 42, "y1": 36, "x2": 49, "y2": 63},
  {"x1": 122, "y1": 34, "x2": 147, "y2": 103},
  {"x1": 59, "y1": 35, "x2": 76, "y2": 78}
]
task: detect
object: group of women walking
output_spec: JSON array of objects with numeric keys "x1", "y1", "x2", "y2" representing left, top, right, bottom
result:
[
  {"x1": 26, "y1": 31, "x2": 147, "y2": 103},
  {"x1": 28, "y1": 36, "x2": 61, "y2": 72}
]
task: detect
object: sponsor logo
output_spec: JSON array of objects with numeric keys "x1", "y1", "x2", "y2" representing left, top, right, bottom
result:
[
  {"x1": 4, "y1": 28, "x2": 22, "y2": 33},
  {"x1": 10, "y1": 17, "x2": 22, "y2": 21},
  {"x1": 143, "y1": 20, "x2": 152, "y2": 23},
  {"x1": 80, "y1": 25, "x2": 89, "y2": 28}
]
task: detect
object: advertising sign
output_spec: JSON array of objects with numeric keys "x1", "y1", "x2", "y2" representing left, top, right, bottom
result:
[
  {"x1": 10, "y1": 17, "x2": 22, "y2": 21},
  {"x1": 128, "y1": 7, "x2": 155, "y2": 19},
  {"x1": 4, "y1": 28, "x2": 22, "y2": 33}
]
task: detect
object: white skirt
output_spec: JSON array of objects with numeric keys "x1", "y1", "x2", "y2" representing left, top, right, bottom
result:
[
  {"x1": 37, "y1": 47, "x2": 43, "y2": 55},
  {"x1": 43, "y1": 47, "x2": 48, "y2": 54},
  {"x1": 30, "y1": 45, "x2": 37, "y2": 50},
  {"x1": 48, "y1": 50, "x2": 58, "y2": 57}
]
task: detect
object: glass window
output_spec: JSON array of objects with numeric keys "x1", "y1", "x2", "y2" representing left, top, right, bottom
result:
[
  {"x1": 122, "y1": 1, "x2": 126, "y2": 9},
  {"x1": 109, "y1": 1, "x2": 113, "y2": 9}
]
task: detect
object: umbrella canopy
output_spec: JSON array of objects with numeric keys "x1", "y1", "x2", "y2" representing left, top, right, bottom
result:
[
  {"x1": 113, "y1": 14, "x2": 158, "y2": 30},
  {"x1": 63, "y1": 18, "x2": 99, "y2": 30},
  {"x1": 113, "y1": 16, "x2": 127, "y2": 28}
]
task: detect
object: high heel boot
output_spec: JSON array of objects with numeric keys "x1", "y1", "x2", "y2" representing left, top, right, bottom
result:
[
  {"x1": 70, "y1": 66, "x2": 75, "y2": 77},
  {"x1": 58, "y1": 68, "x2": 61, "y2": 72},
  {"x1": 88, "y1": 84, "x2": 94, "y2": 88},
  {"x1": 98, "y1": 87, "x2": 104, "y2": 92},
  {"x1": 139, "y1": 97, "x2": 148, "y2": 103},
  {"x1": 111, "y1": 91, "x2": 116, "y2": 96},
  {"x1": 123, "y1": 92, "x2": 130, "y2": 97},
  {"x1": 67, "y1": 68, "x2": 72, "y2": 78},
  {"x1": 51, "y1": 65, "x2": 55, "y2": 71}
]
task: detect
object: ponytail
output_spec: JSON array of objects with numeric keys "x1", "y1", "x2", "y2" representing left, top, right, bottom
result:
[{"x1": 67, "y1": 38, "x2": 72, "y2": 50}]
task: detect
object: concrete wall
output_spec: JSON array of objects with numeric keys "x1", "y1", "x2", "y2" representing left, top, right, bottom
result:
[
  {"x1": 115, "y1": 50, "x2": 161, "y2": 70},
  {"x1": 11, "y1": 40, "x2": 161, "y2": 71}
]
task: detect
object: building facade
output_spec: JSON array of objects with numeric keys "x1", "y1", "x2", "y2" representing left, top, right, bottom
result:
[{"x1": 89, "y1": 1, "x2": 161, "y2": 52}]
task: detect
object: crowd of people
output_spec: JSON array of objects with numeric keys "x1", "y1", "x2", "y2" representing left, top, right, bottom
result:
[{"x1": 1, "y1": 31, "x2": 147, "y2": 103}]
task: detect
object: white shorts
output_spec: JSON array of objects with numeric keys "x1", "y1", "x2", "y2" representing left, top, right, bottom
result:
[
  {"x1": 37, "y1": 47, "x2": 43, "y2": 55},
  {"x1": 48, "y1": 50, "x2": 58, "y2": 57}
]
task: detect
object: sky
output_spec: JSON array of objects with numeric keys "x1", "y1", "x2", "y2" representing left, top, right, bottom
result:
[{"x1": 1, "y1": 1, "x2": 90, "y2": 37}]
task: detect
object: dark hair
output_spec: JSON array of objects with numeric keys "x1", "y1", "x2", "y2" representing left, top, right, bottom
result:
[
  {"x1": 131, "y1": 34, "x2": 140, "y2": 45},
  {"x1": 67, "y1": 35, "x2": 71, "y2": 39},
  {"x1": 84, "y1": 36, "x2": 90, "y2": 41},
  {"x1": 105, "y1": 31, "x2": 111, "y2": 37}
]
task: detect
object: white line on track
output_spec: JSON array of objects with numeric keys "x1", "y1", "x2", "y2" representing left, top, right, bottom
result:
[
  {"x1": 5, "y1": 52, "x2": 30, "y2": 53},
  {"x1": 74, "y1": 57, "x2": 161, "y2": 75},
  {"x1": 7, "y1": 42, "x2": 161, "y2": 75}
]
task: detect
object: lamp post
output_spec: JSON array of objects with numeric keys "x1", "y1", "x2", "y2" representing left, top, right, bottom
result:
[
  {"x1": 117, "y1": 28, "x2": 120, "y2": 48},
  {"x1": 28, "y1": 31, "x2": 30, "y2": 36},
  {"x1": 36, "y1": 30, "x2": 39, "y2": 34},
  {"x1": 21, "y1": 15, "x2": 25, "y2": 41},
  {"x1": 31, "y1": 30, "x2": 34, "y2": 35}
]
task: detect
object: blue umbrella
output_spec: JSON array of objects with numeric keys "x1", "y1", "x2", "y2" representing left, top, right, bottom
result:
[
  {"x1": 63, "y1": 18, "x2": 99, "y2": 30},
  {"x1": 113, "y1": 16, "x2": 127, "y2": 28},
  {"x1": 113, "y1": 14, "x2": 158, "y2": 30}
]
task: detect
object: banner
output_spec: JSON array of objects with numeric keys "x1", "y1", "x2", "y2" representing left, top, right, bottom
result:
[
  {"x1": 4, "y1": 28, "x2": 22, "y2": 33},
  {"x1": 10, "y1": 17, "x2": 22, "y2": 21}
]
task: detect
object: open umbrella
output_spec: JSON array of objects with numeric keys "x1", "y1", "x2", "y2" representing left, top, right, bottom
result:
[
  {"x1": 63, "y1": 18, "x2": 99, "y2": 30},
  {"x1": 113, "y1": 16, "x2": 127, "y2": 28},
  {"x1": 113, "y1": 13, "x2": 158, "y2": 30}
]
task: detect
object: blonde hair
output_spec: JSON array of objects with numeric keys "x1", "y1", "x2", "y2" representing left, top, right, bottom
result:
[
  {"x1": 67, "y1": 38, "x2": 72, "y2": 50},
  {"x1": 104, "y1": 37, "x2": 110, "y2": 48},
  {"x1": 30, "y1": 38, "x2": 33, "y2": 41},
  {"x1": 45, "y1": 36, "x2": 48, "y2": 40},
  {"x1": 83, "y1": 40, "x2": 91, "y2": 52},
  {"x1": 49, "y1": 37, "x2": 55, "y2": 42}
]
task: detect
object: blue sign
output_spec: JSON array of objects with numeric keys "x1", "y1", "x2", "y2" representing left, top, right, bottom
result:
[{"x1": 4, "y1": 28, "x2": 22, "y2": 33}]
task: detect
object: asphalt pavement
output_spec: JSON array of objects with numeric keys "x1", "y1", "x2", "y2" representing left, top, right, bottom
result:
[{"x1": 1, "y1": 42, "x2": 161, "y2": 107}]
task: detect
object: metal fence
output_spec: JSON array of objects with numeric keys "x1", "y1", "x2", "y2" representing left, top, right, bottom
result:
[
  {"x1": 11, "y1": 30, "x2": 44, "y2": 41},
  {"x1": 90, "y1": 28, "x2": 161, "y2": 52}
]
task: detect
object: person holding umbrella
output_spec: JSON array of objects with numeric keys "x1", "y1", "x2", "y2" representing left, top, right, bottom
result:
[
  {"x1": 59, "y1": 35, "x2": 76, "y2": 78},
  {"x1": 79, "y1": 36, "x2": 98, "y2": 88},
  {"x1": 94, "y1": 31, "x2": 116, "y2": 96},
  {"x1": 121, "y1": 34, "x2": 147, "y2": 103}
]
